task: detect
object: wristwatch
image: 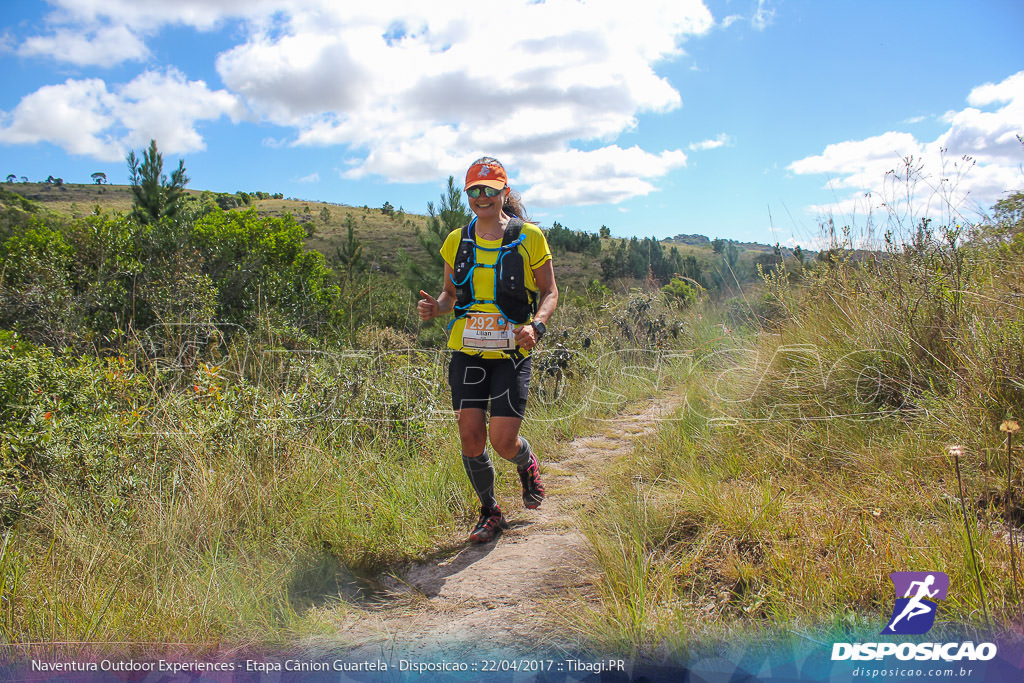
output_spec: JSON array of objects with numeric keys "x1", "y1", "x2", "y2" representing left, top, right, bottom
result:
[{"x1": 530, "y1": 320, "x2": 546, "y2": 340}]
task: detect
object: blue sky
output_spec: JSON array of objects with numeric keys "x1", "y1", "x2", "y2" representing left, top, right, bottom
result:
[{"x1": 1, "y1": 1, "x2": 1022, "y2": 247}]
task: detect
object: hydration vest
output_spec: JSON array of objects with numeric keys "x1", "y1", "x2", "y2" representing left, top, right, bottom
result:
[{"x1": 450, "y1": 217, "x2": 537, "y2": 328}]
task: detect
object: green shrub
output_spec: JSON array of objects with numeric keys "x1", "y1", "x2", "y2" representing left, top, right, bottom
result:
[
  {"x1": 661, "y1": 276, "x2": 697, "y2": 309},
  {"x1": 0, "y1": 223, "x2": 76, "y2": 344},
  {"x1": 0, "y1": 332, "x2": 155, "y2": 525},
  {"x1": 191, "y1": 208, "x2": 341, "y2": 333}
]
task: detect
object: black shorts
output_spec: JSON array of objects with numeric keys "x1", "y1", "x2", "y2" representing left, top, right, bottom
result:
[{"x1": 448, "y1": 352, "x2": 532, "y2": 418}]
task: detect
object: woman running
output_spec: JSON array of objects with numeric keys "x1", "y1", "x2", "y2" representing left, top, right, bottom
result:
[{"x1": 418, "y1": 157, "x2": 558, "y2": 543}]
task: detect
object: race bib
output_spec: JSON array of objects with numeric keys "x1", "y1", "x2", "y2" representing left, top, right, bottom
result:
[{"x1": 462, "y1": 312, "x2": 515, "y2": 350}]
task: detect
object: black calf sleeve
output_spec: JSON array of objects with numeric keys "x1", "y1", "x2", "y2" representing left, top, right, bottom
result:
[
  {"x1": 512, "y1": 436, "x2": 532, "y2": 469},
  {"x1": 462, "y1": 450, "x2": 497, "y2": 510}
]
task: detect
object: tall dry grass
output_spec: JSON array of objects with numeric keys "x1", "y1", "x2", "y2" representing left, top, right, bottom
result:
[
  {"x1": 0, "y1": 291, "x2": 698, "y2": 656},
  {"x1": 573, "y1": 186, "x2": 1024, "y2": 655}
]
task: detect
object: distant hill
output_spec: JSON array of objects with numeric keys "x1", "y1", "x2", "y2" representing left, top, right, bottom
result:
[
  {"x1": 667, "y1": 233, "x2": 710, "y2": 245},
  {"x1": 4, "y1": 181, "x2": 804, "y2": 293},
  {"x1": 734, "y1": 240, "x2": 776, "y2": 254},
  {"x1": 665, "y1": 233, "x2": 784, "y2": 254},
  {"x1": 8, "y1": 181, "x2": 135, "y2": 215},
  {"x1": 4, "y1": 181, "x2": 433, "y2": 272}
]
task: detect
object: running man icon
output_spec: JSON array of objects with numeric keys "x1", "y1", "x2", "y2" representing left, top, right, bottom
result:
[{"x1": 883, "y1": 571, "x2": 950, "y2": 635}]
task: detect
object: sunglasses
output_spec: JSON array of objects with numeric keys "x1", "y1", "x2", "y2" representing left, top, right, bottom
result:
[{"x1": 466, "y1": 186, "x2": 504, "y2": 198}]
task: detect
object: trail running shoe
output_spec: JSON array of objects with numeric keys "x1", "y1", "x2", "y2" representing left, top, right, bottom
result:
[
  {"x1": 468, "y1": 505, "x2": 509, "y2": 544},
  {"x1": 518, "y1": 452, "x2": 545, "y2": 509}
]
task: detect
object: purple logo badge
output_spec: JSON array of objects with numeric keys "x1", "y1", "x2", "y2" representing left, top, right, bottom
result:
[{"x1": 882, "y1": 572, "x2": 949, "y2": 635}]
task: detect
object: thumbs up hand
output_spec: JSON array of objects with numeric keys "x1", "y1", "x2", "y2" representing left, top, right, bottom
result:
[{"x1": 417, "y1": 290, "x2": 439, "y2": 321}]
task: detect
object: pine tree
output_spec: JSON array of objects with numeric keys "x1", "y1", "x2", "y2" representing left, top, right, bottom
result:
[
  {"x1": 335, "y1": 215, "x2": 365, "y2": 282},
  {"x1": 401, "y1": 176, "x2": 469, "y2": 294},
  {"x1": 126, "y1": 140, "x2": 189, "y2": 224}
]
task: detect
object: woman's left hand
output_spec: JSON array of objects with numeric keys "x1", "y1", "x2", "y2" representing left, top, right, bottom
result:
[{"x1": 513, "y1": 324, "x2": 538, "y2": 350}]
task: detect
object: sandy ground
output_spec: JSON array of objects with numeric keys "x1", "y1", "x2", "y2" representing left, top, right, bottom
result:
[{"x1": 304, "y1": 396, "x2": 682, "y2": 661}]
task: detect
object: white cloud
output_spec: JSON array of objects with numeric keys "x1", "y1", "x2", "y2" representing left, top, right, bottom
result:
[
  {"x1": 783, "y1": 235, "x2": 830, "y2": 251},
  {"x1": 211, "y1": 1, "x2": 712, "y2": 203},
  {"x1": 8, "y1": 1, "x2": 714, "y2": 205},
  {"x1": 689, "y1": 133, "x2": 732, "y2": 151},
  {"x1": 518, "y1": 145, "x2": 688, "y2": 207},
  {"x1": 788, "y1": 71, "x2": 1024, "y2": 227},
  {"x1": 295, "y1": 172, "x2": 319, "y2": 183},
  {"x1": 116, "y1": 69, "x2": 245, "y2": 152},
  {"x1": 752, "y1": 0, "x2": 776, "y2": 31},
  {"x1": 901, "y1": 115, "x2": 927, "y2": 124},
  {"x1": 0, "y1": 69, "x2": 242, "y2": 160},
  {"x1": 967, "y1": 70, "x2": 1024, "y2": 108},
  {"x1": 19, "y1": 0, "x2": 286, "y2": 67},
  {"x1": 0, "y1": 78, "x2": 119, "y2": 158},
  {"x1": 39, "y1": 0, "x2": 282, "y2": 32},
  {"x1": 19, "y1": 25, "x2": 149, "y2": 66},
  {"x1": 788, "y1": 131, "x2": 923, "y2": 190},
  {"x1": 721, "y1": 14, "x2": 743, "y2": 29},
  {"x1": 938, "y1": 71, "x2": 1024, "y2": 164}
]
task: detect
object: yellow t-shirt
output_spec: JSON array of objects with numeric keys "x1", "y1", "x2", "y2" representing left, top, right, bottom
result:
[{"x1": 440, "y1": 221, "x2": 552, "y2": 358}]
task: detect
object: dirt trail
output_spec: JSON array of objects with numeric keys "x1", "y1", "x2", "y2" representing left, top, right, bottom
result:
[{"x1": 312, "y1": 396, "x2": 681, "y2": 660}]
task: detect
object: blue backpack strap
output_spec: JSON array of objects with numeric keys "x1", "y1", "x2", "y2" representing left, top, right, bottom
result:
[{"x1": 449, "y1": 217, "x2": 534, "y2": 348}]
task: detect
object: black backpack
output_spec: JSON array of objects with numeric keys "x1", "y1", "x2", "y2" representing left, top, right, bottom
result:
[{"x1": 450, "y1": 217, "x2": 537, "y2": 325}]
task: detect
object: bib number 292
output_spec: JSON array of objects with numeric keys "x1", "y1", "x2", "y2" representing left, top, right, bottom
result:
[{"x1": 462, "y1": 313, "x2": 514, "y2": 350}]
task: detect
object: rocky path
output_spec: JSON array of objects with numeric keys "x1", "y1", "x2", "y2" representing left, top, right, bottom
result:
[{"x1": 310, "y1": 396, "x2": 681, "y2": 661}]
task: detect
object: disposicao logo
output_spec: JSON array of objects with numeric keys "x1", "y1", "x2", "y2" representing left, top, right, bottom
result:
[
  {"x1": 831, "y1": 570, "x2": 997, "y2": 663},
  {"x1": 882, "y1": 571, "x2": 949, "y2": 635}
]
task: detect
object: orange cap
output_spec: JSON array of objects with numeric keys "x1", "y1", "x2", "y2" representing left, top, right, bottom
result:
[{"x1": 465, "y1": 159, "x2": 507, "y2": 191}]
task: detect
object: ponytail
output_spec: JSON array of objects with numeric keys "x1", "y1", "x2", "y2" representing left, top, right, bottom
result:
[{"x1": 504, "y1": 188, "x2": 531, "y2": 223}]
